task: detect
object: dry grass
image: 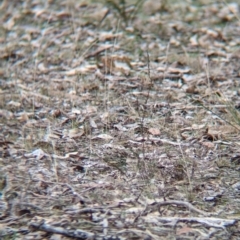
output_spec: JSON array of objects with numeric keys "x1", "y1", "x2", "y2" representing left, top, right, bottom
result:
[{"x1": 1, "y1": 0, "x2": 240, "y2": 239}]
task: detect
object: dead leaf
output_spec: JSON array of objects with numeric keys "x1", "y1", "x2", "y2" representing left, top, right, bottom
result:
[
  {"x1": 0, "y1": 109, "x2": 13, "y2": 119},
  {"x1": 205, "y1": 125, "x2": 238, "y2": 140},
  {"x1": 177, "y1": 226, "x2": 194, "y2": 235},
  {"x1": 168, "y1": 67, "x2": 190, "y2": 74},
  {"x1": 99, "y1": 32, "x2": 122, "y2": 41},
  {"x1": 186, "y1": 84, "x2": 198, "y2": 94},
  {"x1": 148, "y1": 128, "x2": 161, "y2": 136},
  {"x1": 95, "y1": 69, "x2": 106, "y2": 81},
  {"x1": 25, "y1": 149, "x2": 47, "y2": 160},
  {"x1": 7, "y1": 101, "x2": 21, "y2": 108},
  {"x1": 189, "y1": 34, "x2": 198, "y2": 46},
  {"x1": 84, "y1": 106, "x2": 97, "y2": 114},
  {"x1": 201, "y1": 141, "x2": 215, "y2": 149},
  {"x1": 17, "y1": 112, "x2": 29, "y2": 122},
  {"x1": 67, "y1": 129, "x2": 84, "y2": 139},
  {"x1": 89, "y1": 118, "x2": 97, "y2": 128},
  {"x1": 92, "y1": 134, "x2": 113, "y2": 140}
]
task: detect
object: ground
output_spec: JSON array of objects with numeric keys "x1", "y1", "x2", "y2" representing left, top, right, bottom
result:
[{"x1": 1, "y1": 0, "x2": 240, "y2": 239}]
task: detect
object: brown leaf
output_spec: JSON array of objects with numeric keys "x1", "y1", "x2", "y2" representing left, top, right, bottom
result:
[
  {"x1": 186, "y1": 84, "x2": 198, "y2": 94},
  {"x1": 148, "y1": 128, "x2": 161, "y2": 136},
  {"x1": 92, "y1": 134, "x2": 113, "y2": 140},
  {"x1": 168, "y1": 67, "x2": 190, "y2": 74},
  {"x1": 177, "y1": 226, "x2": 194, "y2": 235},
  {"x1": 17, "y1": 112, "x2": 29, "y2": 122},
  {"x1": 206, "y1": 125, "x2": 238, "y2": 140},
  {"x1": 201, "y1": 141, "x2": 215, "y2": 149}
]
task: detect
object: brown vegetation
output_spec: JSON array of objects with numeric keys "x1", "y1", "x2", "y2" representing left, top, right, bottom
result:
[{"x1": 1, "y1": 0, "x2": 240, "y2": 239}]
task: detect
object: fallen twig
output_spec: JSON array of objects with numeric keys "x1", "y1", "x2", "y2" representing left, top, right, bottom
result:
[
  {"x1": 29, "y1": 220, "x2": 95, "y2": 239},
  {"x1": 29, "y1": 220, "x2": 122, "y2": 240},
  {"x1": 144, "y1": 216, "x2": 236, "y2": 229},
  {"x1": 145, "y1": 200, "x2": 216, "y2": 217}
]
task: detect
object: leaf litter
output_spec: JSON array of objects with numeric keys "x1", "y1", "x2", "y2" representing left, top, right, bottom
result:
[{"x1": 0, "y1": 0, "x2": 240, "y2": 239}]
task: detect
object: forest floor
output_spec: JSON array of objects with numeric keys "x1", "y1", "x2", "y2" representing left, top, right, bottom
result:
[{"x1": 1, "y1": 0, "x2": 240, "y2": 239}]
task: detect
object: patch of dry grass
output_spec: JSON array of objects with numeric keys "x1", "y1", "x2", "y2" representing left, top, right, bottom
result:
[{"x1": 1, "y1": 0, "x2": 240, "y2": 239}]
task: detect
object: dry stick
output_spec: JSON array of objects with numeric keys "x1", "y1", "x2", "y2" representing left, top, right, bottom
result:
[
  {"x1": 177, "y1": 141, "x2": 195, "y2": 194},
  {"x1": 64, "y1": 183, "x2": 90, "y2": 204},
  {"x1": 30, "y1": 221, "x2": 95, "y2": 239},
  {"x1": 204, "y1": 61, "x2": 211, "y2": 89},
  {"x1": 85, "y1": 45, "x2": 112, "y2": 59},
  {"x1": 137, "y1": 48, "x2": 152, "y2": 175},
  {"x1": 31, "y1": 180, "x2": 89, "y2": 203},
  {"x1": 66, "y1": 202, "x2": 127, "y2": 215},
  {"x1": 66, "y1": 207, "x2": 100, "y2": 215},
  {"x1": 138, "y1": 49, "x2": 151, "y2": 172},
  {"x1": 51, "y1": 150, "x2": 59, "y2": 183},
  {"x1": 163, "y1": 41, "x2": 170, "y2": 81},
  {"x1": 145, "y1": 200, "x2": 217, "y2": 217},
  {"x1": 129, "y1": 138, "x2": 190, "y2": 146},
  {"x1": 152, "y1": 217, "x2": 236, "y2": 229}
]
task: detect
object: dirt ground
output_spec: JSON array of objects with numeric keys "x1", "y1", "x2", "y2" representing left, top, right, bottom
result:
[{"x1": 1, "y1": 0, "x2": 240, "y2": 239}]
